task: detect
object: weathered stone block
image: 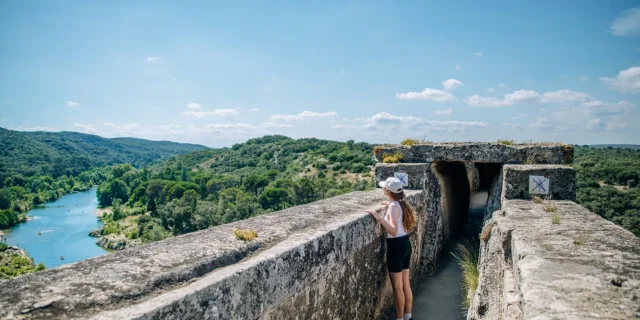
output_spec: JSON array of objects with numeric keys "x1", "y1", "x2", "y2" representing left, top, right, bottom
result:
[
  {"x1": 469, "y1": 200, "x2": 640, "y2": 319},
  {"x1": 373, "y1": 142, "x2": 574, "y2": 164},
  {"x1": 501, "y1": 164, "x2": 576, "y2": 201},
  {"x1": 375, "y1": 163, "x2": 429, "y2": 190}
]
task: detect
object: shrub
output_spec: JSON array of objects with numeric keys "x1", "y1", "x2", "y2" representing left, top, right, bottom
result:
[
  {"x1": 0, "y1": 243, "x2": 7, "y2": 252},
  {"x1": 551, "y1": 213, "x2": 561, "y2": 224},
  {"x1": 382, "y1": 152, "x2": 403, "y2": 163},
  {"x1": 497, "y1": 139, "x2": 514, "y2": 145},
  {"x1": 401, "y1": 138, "x2": 420, "y2": 146},
  {"x1": 234, "y1": 228, "x2": 258, "y2": 241},
  {"x1": 532, "y1": 196, "x2": 543, "y2": 204}
]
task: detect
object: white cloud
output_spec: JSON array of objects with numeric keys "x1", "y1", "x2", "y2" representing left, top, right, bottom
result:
[
  {"x1": 187, "y1": 103, "x2": 202, "y2": 109},
  {"x1": 610, "y1": 7, "x2": 640, "y2": 37},
  {"x1": 600, "y1": 66, "x2": 640, "y2": 92},
  {"x1": 498, "y1": 83, "x2": 505, "y2": 88},
  {"x1": 261, "y1": 122, "x2": 293, "y2": 128},
  {"x1": 511, "y1": 114, "x2": 528, "y2": 120},
  {"x1": 146, "y1": 56, "x2": 161, "y2": 62},
  {"x1": 66, "y1": 101, "x2": 80, "y2": 107},
  {"x1": 72, "y1": 123, "x2": 98, "y2": 134},
  {"x1": 434, "y1": 108, "x2": 453, "y2": 115},
  {"x1": 455, "y1": 64, "x2": 461, "y2": 71},
  {"x1": 182, "y1": 109, "x2": 238, "y2": 118},
  {"x1": 466, "y1": 90, "x2": 540, "y2": 107},
  {"x1": 472, "y1": 52, "x2": 483, "y2": 57},
  {"x1": 529, "y1": 118, "x2": 552, "y2": 128},
  {"x1": 581, "y1": 100, "x2": 636, "y2": 114},
  {"x1": 269, "y1": 110, "x2": 338, "y2": 122},
  {"x1": 467, "y1": 89, "x2": 594, "y2": 107},
  {"x1": 606, "y1": 118, "x2": 627, "y2": 131},
  {"x1": 396, "y1": 88, "x2": 456, "y2": 102},
  {"x1": 10, "y1": 126, "x2": 54, "y2": 132},
  {"x1": 363, "y1": 112, "x2": 487, "y2": 132},
  {"x1": 248, "y1": 108, "x2": 260, "y2": 112},
  {"x1": 580, "y1": 74, "x2": 589, "y2": 82},
  {"x1": 541, "y1": 90, "x2": 593, "y2": 104},
  {"x1": 442, "y1": 79, "x2": 463, "y2": 91},
  {"x1": 487, "y1": 88, "x2": 495, "y2": 93},
  {"x1": 104, "y1": 122, "x2": 115, "y2": 127}
]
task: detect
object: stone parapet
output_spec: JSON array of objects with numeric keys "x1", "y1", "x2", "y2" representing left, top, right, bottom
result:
[
  {"x1": 373, "y1": 143, "x2": 573, "y2": 164},
  {"x1": 468, "y1": 200, "x2": 640, "y2": 319},
  {"x1": 0, "y1": 190, "x2": 429, "y2": 320}
]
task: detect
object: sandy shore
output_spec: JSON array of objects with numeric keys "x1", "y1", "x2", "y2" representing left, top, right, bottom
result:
[{"x1": 94, "y1": 208, "x2": 112, "y2": 218}]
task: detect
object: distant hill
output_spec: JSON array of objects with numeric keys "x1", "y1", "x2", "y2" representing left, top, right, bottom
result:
[
  {"x1": 0, "y1": 128, "x2": 209, "y2": 178},
  {"x1": 589, "y1": 144, "x2": 640, "y2": 150}
]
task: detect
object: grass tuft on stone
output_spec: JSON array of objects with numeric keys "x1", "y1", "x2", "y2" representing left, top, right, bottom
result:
[
  {"x1": 233, "y1": 228, "x2": 258, "y2": 241},
  {"x1": 573, "y1": 233, "x2": 588, "y2": 245},
  {"x1": 532, "y1": 195, "x2": 543, "y2": 204},
  {"x1": 497, "y1": 139, "x2": 514, "y2": 145},
  {"x1": 551, "y1": 213, "x2": 561, "y2": 224},
  {"x1": 452, "y1": 240, "x2": 479, "y2": 312},
  {"x1": 543, "y1": 198, "x2": 557, "y2": 213},
  {"x1": 382, "y1": 152, "x2": 404, "y2": 163},
  {"x1": 401, "y1": 137, "x2": 431, "y2": 145}
]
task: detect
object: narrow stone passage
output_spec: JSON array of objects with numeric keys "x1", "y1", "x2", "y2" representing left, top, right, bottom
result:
[{"x1": 386, "y1": 192, "x2": 486, "y2": 320}]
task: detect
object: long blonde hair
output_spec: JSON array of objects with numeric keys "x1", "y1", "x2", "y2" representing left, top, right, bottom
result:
[{"x1": 383, "y1": 188, "x2": 417, "y2": 232}]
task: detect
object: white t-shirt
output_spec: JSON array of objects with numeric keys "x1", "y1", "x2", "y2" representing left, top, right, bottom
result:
[{"x1": 384, "y1": 201, "x2": 408, "y2": 238}]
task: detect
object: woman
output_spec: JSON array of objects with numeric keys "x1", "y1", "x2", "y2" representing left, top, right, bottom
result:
[{"x1": 365, "y1": 177, "x2": 417, "y2": 320}]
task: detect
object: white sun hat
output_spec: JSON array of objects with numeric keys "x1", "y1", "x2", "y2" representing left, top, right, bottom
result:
[{"x1": 378, "y1": 177, "x2": 403, "y2": 193}]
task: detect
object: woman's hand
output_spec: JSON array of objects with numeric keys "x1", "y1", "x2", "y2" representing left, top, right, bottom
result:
[
  {"x1": 380, "y1": 201, "x2": 390, "y2": 206},
  {"x1": 365, "y1": 209, "x2": 380, "y2": 220}
]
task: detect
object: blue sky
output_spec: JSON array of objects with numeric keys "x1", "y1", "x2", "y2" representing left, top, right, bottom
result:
[{"x1": 1, "y1": 1, "x2": 639, "y2": 147}]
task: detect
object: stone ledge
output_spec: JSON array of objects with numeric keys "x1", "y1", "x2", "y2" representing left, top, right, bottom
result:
[
  {"x1": 0, "y1": 190, "x2": 426, "y2": 320},
  {"x1": 373, "y1": 143, "x2": 573, "y2": 164},
  {"x1": 469, "y1": 200, "x2": 640, "y2": 319},
  {"x1": 501, "y1": 164, "x2": 576, "y2": 201}
]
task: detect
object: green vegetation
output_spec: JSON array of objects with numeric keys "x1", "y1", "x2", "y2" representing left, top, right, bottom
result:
[
  {"x1": 0, "y1": 128, "x2": 207, "y2": 178},
  {"x1": 0, "y1": 245, "x2": 46, "y2": 279},
  {"x1": 382, "y1": 152, "x2": 403, "y2": 163},
  {"x1": 0, "y1": 128, "x2": 207, "y2": 229},
  {"x1": 532, "y1": 195, "x2": 543, "y2": 204},
  {"x1": 452, "y1": 241, "x2": 479, "y2": 311},
  {"x1": 497, "y1": 139, "x2": 514, "y2": 145},
  {"x1": 573, "y1": 146, "x2": 640, "y2": 237},
  {"x1": 551, "y1": 213, "x2": 561, "y2": 224},
  {"x1": 91, "y1": 136, "x2": 376, "y2": 245},
  {"x1": 234, "y1": 228, "x2": 258, "y2": 241}
]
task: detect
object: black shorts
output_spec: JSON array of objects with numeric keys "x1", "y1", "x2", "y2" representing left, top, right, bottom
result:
[{"x1": 386, "y1": 235, "x2": 411, "y2": 273}]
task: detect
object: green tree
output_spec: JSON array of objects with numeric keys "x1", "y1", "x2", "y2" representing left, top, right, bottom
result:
[{"x1": 0, "y1": 189, "x2": 12, "y2": 210}]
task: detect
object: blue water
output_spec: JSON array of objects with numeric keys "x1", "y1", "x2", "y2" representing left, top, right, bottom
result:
[{"x1": 4, "y1": 187, "x2": 108, "y2": 268}]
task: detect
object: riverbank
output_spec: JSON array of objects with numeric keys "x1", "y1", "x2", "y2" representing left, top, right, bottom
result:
[
  {"x1": 4, "y1": 187, "x2": 108, "y2": 269},
  {"x1": 89, "y1": 214, "x2": 143, "y2": 251},
  {"x1": 0, "y1": 244, "x2": 45, "y2": 280}
]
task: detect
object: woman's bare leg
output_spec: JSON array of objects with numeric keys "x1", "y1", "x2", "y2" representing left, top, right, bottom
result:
[
  {"x1": 401, "y1": 269, "x2": 413, "y2": 315},
  {"x1": 389, "y1": 272, "x2": 405, "y2": 319}
]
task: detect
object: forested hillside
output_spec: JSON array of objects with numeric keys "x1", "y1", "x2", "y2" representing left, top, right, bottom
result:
[
  {"x1": 92, "y1": 135, "x2": 376, "y2": 246},
  {"x1": 0, "y1": 128, "x2": 208, "y2": 229},
  {"x1": 0, "y1": 128, "x2": 207, "y2": 179},
  {"x1": 573, "y1": 145, "x2": 640, "y2": 237}
]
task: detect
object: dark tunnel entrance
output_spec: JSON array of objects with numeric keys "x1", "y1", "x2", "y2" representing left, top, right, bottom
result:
[{"x1": 403, "y1": 161, "x2": 503, "y2": 319}]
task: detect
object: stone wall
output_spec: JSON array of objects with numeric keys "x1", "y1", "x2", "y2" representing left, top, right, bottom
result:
[
  {"x1": 374, "y1": 143, "x2": 573, "y2": 164},
  {"x1": 0, "y1": 190, "x2": 428, "y2": 320},
  {"x1": 469, "y1": 200, "x2": 640, "y2": 320}
]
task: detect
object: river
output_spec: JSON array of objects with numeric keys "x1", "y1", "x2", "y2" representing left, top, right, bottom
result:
[{"x1": 3, "y1": 187, "x2": 108, "y2": 268}]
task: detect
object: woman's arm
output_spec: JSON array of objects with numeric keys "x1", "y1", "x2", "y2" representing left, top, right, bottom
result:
[{"x1": 365, "y1": 203, "x2": 400, "y2": 237}]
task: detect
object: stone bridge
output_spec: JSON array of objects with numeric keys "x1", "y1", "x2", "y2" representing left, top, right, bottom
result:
[{"x1": 1, "y1": 143, "x2": 638, "y2": 320}]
